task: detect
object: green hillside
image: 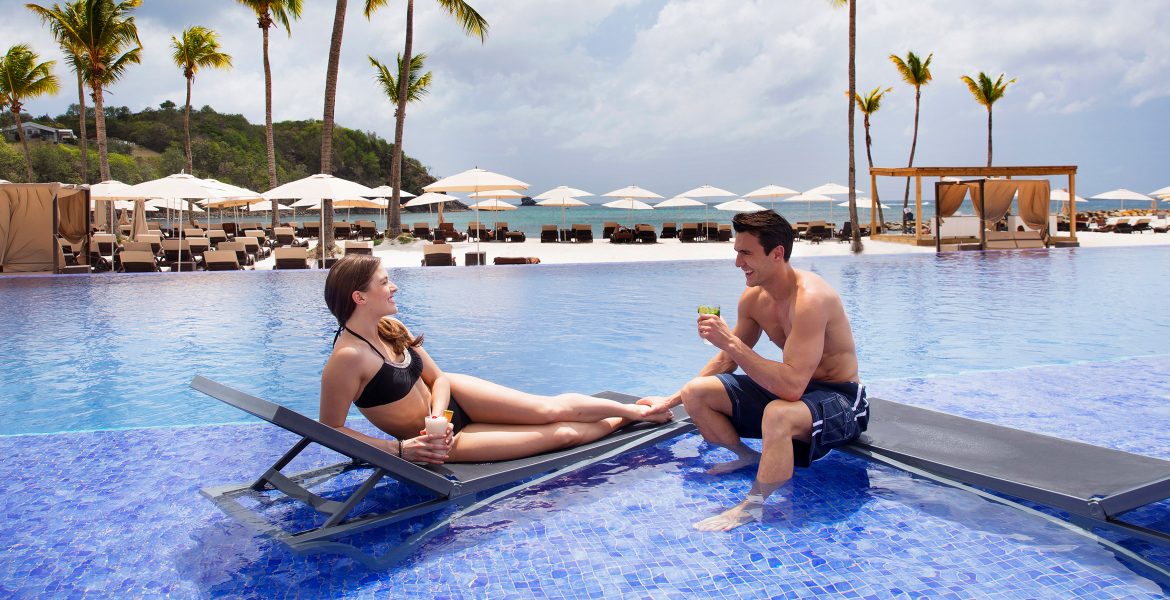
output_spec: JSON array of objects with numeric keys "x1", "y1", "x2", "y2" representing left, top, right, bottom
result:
[{"x1": 0, "y1": 102, "x2": 435, "y2": 193}]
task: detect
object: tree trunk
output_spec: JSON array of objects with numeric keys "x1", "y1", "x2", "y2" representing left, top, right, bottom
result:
[
  {"x1": 320, "y1": 0, "x2": 348, "y2": 259},
  {"x1": 847, "y1": 0, "x2": 861, "y2": 253},
  {"x1": 262, "y1": 21, "x2": 280, "y2": 230},
  {"x1": 183, "y1": 74, "x2": 193, "y2": 174},
  {"x1": 92, "y1": 81, "x2": 113, "y2": 232},
  {"x1": 986, "y1": 107, "x2": 993, "y2": 167},
  {"x1": 12, "y1": 107, "x2": 35, "y2": 182},
  {"x1": 901, "y1": 87, "x2": 921, "y2": 216},
  {"x1": 388, "y1": 0, "x2": 415, "y2": 237},
  {"x1": 76, "y1": 70, "x2": 89, "y2": 184},
  {"x1": 863, "y1": 114, "x2": 883, "y2": 232}
]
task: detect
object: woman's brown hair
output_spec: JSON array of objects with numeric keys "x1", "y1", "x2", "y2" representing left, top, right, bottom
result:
[{"x1": 324, "y1": 255, "x2": 423, "y2": 354}]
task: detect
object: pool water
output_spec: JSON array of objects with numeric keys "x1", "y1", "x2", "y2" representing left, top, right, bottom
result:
[{"x1": 1, "y1": 246, "x2": 1168, "y2": 597}]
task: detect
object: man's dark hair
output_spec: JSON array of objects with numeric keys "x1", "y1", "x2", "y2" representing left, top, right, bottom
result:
[{"x1": 732, "y1": 210, "x2": 794, "y2": 261}]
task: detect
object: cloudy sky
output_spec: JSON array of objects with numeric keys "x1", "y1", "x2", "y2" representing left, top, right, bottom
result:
[{"x1": 4, "y1": 0, "x2": 1168, "y2": 199}]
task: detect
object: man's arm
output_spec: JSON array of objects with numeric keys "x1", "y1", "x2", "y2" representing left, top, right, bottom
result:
[
  {"x1": 641, "y1": 295, "x2": 763, "y2": 412},
  {"x1": 718, "y1": 292, "x2": 827, "y2": 401}
]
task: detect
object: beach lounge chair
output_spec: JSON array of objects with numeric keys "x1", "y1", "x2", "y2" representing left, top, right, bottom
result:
[
  {"x1": 466, "y1": 221, "x2": 493, "y2": 242},
  {"x1": 678, "y1": 223, "x2": 699, "y2": 243},
  {"x1": 274, "y1": 227, "x2": 305, "y2": 248},
  {"x1": 344, "y1": 241, "x2": 373, "y2": 255},
  {"x1": 304, "y1": 221, "x2": 321, "y2": 238},
  {"x1": 190, "y1": 375, "x2": 693, "y2": 565},
  {"x1": 273, "y1": 246, "x2": 310, "y2": 270},
  {"x1": 421, "y1": 243, "x2": 456, "y2": 266},
  {"x1": 493, "y1": 256, "x2": 541, "y2": 265},
  {"x1": 334, "y1": 222, "x2": 353, "y2": 240},
  {"x1": 161, "y1": 239, "x2": 195, "y2": 270},
  {"x1": 803, "y1": 221, "x2": 831, "y2": 243},
  {"x1": 635, "y1": 224, "x2": 657, "y2": 243},
  {"x1": 137, "y1": 234, "x2": 163, "y2": 255},
  {"x1": 436, "y1": 223, "x2": 467, "y2": 242},
  {"x1": 183, "y1": 228, "x2": 204, "y2": 239},
  {"x1": 573, "y1": 224, "x2": 594, "y2": 243},
  {"x1": 504, "y1": 230, "x2": 526, "y2": 243},
  {"x1": 187, "y1": 237, "x2": 211, "y2": 267},
  {"x1": 847, "y1": 397, "x2": 1170, "y2": 549},
  {"x1": 204, "y1": 249, "x2": 243, "y2": 271},
  {"x1": 716, "y1": 224, "x2": 732, "y2": 242},
  {"x1": 221, "y1": 222, "x2": 238, "y2": 238},
  {"x1": 237, "y1": 236, "x2": 269, "y2": 262},
  {"x1": 1130, "y1": 218, "x2": 1151, "y2": 234},
  {"x1": 207, "y1": 229, "x2": 228, "y2": 247},
  {"x1": 602, "y1": 222, "x2": 618, "y2": 240},
  {"x1": 661, "y1": 222, "x2": 678, "y2": 238},
  {"x1": 243, "y1": 229, "x2": 269, "y2": 247},
  {"x1": 610, "y1": 227, "x2": 635, "y2": 244},
  {"x1": 119, "y1": 250, "x2": 160, "y2": 273},
  {"x1": 411, "y1": 223, "x2": 433, "y2": 241},
  {"x1": 540, "y1": 224, "x2": 559, "y2": 243},
  {"x1": 217, "y1": 241, "x2": 254, "y2": 267},
  {"x1": 356, "y1": 221, "x2": 380, "y2": 240},
  {"x1": 493, "y1": 222, "x2": 510, "y2": 240}
]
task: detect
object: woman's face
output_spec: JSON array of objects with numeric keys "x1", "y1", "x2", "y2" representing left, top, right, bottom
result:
[{"x1": 359, "y1": 269, "x2": 398, "y2": 316}]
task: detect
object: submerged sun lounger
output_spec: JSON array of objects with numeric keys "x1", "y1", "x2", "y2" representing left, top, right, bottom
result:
[
  {"x1": 847, "y1": 397, "x2": 1170, "y2": 547},
  {"x1": 190, "y1": 375, "x2": 693, "y2": 563}
]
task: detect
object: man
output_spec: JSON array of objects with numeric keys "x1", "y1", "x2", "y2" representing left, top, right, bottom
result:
[{"x1": 640, "y1": 210, "x2": 868, "y2": 531}]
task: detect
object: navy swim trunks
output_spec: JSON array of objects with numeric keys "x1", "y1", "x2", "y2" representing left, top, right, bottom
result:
[{"x1": 715, "y1": 373, "x2": 869, "y2": 467}]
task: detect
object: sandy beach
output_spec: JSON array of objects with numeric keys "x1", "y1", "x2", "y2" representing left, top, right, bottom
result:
[{"x1": 250, "y1": 230, "x2": 1169, "y2": 270}]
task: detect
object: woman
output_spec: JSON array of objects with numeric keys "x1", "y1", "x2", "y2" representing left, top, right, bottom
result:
[{"x1": 320, "y1": 254, "x2": 668, "y2": 464}]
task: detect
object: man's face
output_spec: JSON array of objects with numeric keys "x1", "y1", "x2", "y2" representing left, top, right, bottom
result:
[{"x1": 733, "y1": 232, "x2": 783, "y2": 287}]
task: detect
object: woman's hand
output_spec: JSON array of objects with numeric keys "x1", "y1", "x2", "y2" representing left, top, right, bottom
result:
[{"x1": 402, "y1": 431, "x2": 449, "y2": 464}]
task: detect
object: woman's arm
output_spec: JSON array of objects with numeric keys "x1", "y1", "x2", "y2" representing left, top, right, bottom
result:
[
  {"x1": 320, "y1": 347, "x2": 447, "y2": 463},
  {"x1": 415, "y1": 345, "x2": 451, "y2": 417}
]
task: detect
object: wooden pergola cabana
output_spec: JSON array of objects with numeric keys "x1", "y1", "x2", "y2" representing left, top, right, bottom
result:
[{"x1": 868, "y1": 165, "x2": 1079, "y2": 246}]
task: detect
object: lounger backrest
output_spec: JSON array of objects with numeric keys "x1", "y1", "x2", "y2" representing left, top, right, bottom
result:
[
  {"x1": 119, "y1": 247, "x2": 159, "y2": 271},
  {"x1": 218, "y1": 241, "x2": 246, "y2": 253},
  {"x1": 541, "y1": 224, "x2": 557, "y2": 231},
  {"x1": 121, "y1": 241, "x2": 153, "y2": 253},
  {"x1": 203, "y1": 250, "x2": 241, "y2": 268},
  {"x1": 237, "y1": 236, "x2": 261, "y2": 252},
  {"x1": 184, "y1": 228, "x2": 204, "y2": 238},
  {"x1": 274, "y1": 247, "x2": 308, "y2": 259},
  {"x1": 424, "y1": 244, "x2": 453, "y2": 256},
  {"x1": 190, "y1": 375, "x2": 453, "y2": 493},
  {"x1": 244, "y1": 229, "x2": 266, "y2": 241}
]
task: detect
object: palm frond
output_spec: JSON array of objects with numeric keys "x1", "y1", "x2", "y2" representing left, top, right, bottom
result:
[
  {"x1": 172, "y1": 25, "x2": 233, "y2": 79},
  {"x1": 437, "y1": 0, "x2": 489, "y2": 41},
  {"x1": 370, "y1": 52, "x2": 433, "y2": 105},
  {"x1": 0, "y1": 43, "x2": 61, "y2": 105},
  {"x1": 889, "y1": 51, "x2": 932, "y2": 87}
]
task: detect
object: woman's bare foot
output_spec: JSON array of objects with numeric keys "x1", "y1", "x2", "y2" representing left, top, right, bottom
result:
[
  {"x1": 706, "y1": 451, "x2": 760, "y2": 475},
  {"x1": 634, "y1": 403, "x2": 673, "y2": 424}
]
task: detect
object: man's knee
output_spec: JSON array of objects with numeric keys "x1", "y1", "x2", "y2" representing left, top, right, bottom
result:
[
  {"x1": 680, "y1": 376, "x2": 723, "y2": 412},
  {"x1": 761, "y1": 401, "x2": 808, "y2": 439}
]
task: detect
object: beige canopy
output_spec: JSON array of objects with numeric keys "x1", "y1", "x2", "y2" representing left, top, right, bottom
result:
[{"x1": 0, "y1": 183, "x2": 89, "y2": 274}]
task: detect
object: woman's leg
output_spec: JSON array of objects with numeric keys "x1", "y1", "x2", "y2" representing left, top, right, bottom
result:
[
  {"x1": 447, "y1": 418, "x2": 626, "y2": 463},
  {"x1": 448, "y1": 373, "x2": 669, "y2": 425}
]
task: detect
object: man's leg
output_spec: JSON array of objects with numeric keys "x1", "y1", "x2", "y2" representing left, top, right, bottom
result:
[
  {"x1": 680, "y1": 376, "x2": 759, "y2": 475},
  {"x1": 694, "y1": 399, "x2": 812, "y2": 532}
]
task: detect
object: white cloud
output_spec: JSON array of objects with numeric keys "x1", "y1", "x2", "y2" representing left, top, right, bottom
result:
[{"x1": 2, "y1": 0, "x2": 1168, "y2": 194}]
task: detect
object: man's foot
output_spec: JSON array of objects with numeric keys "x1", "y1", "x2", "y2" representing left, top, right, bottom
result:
[
  {"x1": 706, "y1": 451, "x2": 760, "y2": 475},
  {"x1": 694, "y1": 501, "x2": 761, "y2": 532}
]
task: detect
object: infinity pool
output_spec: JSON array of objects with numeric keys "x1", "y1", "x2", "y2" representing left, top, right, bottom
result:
[{"x1": 1, "y1": 246, "x2": 1168, "y2": 597}]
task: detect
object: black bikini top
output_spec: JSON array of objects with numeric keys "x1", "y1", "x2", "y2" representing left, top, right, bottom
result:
[{"x1": 340, "y1": 326, "x2": 423, "y2": 408}]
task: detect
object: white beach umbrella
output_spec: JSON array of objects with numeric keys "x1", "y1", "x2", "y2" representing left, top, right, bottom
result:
[
  {"x1": 89, "y1": 179, "x2": 144, "y2": 233},
  {"x1": 715, "y1": 198, "x2": 768, "y2": 212},
  {"x1": 536, "y1": 195, "x2": 589, "y2": 232},
  {"x1": 784, "y1": 192, "x2": 835, "y2": 222},
  {"x1": 402, "y1": 192, "x2": 461, "y2": 225},
  {"x1": 1147, "y1": 185, "x2": 1170, "y2": 198},
  {"x1": 129, "y1": 174, "x2": 223, "y2": 272},
  {"x1": 603, "y1": 185, "x2": 663, "y2": 200},
  {"x1": 247, "y1": 201, "x2": 292, "y2": 212},
  {"x1": 468, "y1": 189, "x2": 524, "y2": 199},
  {"x1": 425, "y1": 168, "x2": 529, "y2": 255},
  {"x1": 744, "y1": 184, "x2": 800, "y2": 199},
  {"x1": 1091, "y1": 188, "x2": 1152, "y2": 211},
  {"x1": 366, "y1": 184, "x2": 415, "y2": 198},
  {"x1": 677, "y1": 185, "x2": 735, "y2": 233},
  {"x1": 805, "y1": 183, "x2": 867, "y2": 225},
  {"x1": 654, "y1": 196, "x2": 705, "y2": 208},
  {"x1": 468, "y1": 199, "x2": 517, "y2": 211},
  {"x1": 535, "y1": 185, "x2": 592, "y2": 201},
  {"x1": 603, "y1": 197, "x2": 654, "y2": 229}
]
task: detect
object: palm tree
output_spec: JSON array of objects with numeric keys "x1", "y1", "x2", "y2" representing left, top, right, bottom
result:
[
  {"x1": 237, "y1": 0, "x2": 302, "y2": 228},
  {"x1": 370, "y1": 53, "x2": 432, "y2": 108},
  {"x1": 171, "y1": 26, "x2": 232, "y2": 176},
  {"x1": 852, "y1": 85, "x2": 892, "y2": 232},
  {"x1": 26, "y1": 0, "x2": 91, "y2": 184},
  {"x1": 365, "y1": 0, "x2": 488, "y2": 236},
  {"x1": 889, "y1": 51, "x2": 932, "y2": 219},
  {"x1": 27, "y1": 0, "x2": 140, "y2": 184},
  {"x1": 830, "y1": 0, "x2": 861, "y2": 252},
  {"x1": 0, "y1": 44, "x2": 60, "y2": 182},
  {"x1": 960, "y1": 71, "x2": 1016, "y2": 167}
]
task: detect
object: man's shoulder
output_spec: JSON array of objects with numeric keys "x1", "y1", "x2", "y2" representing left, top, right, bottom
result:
[{"x1": 793, "y1": 269, "x2": 842, "y2": 304}]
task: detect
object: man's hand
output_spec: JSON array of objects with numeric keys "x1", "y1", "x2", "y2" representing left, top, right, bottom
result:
[
  {"x1": 698, "y1": 314, "x2": 734, "y2": 350},
  {"x1": 637, "y1": 396, "x2": 672, "y2": 416}
]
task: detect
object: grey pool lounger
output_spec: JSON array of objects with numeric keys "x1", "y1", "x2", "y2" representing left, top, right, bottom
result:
[
  {"x1": 847, "y1": 397, "x2": 1170, "y2": 547},
  {"x1": 190, "y1": 375, "x2": 694, "y2": 563}
]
